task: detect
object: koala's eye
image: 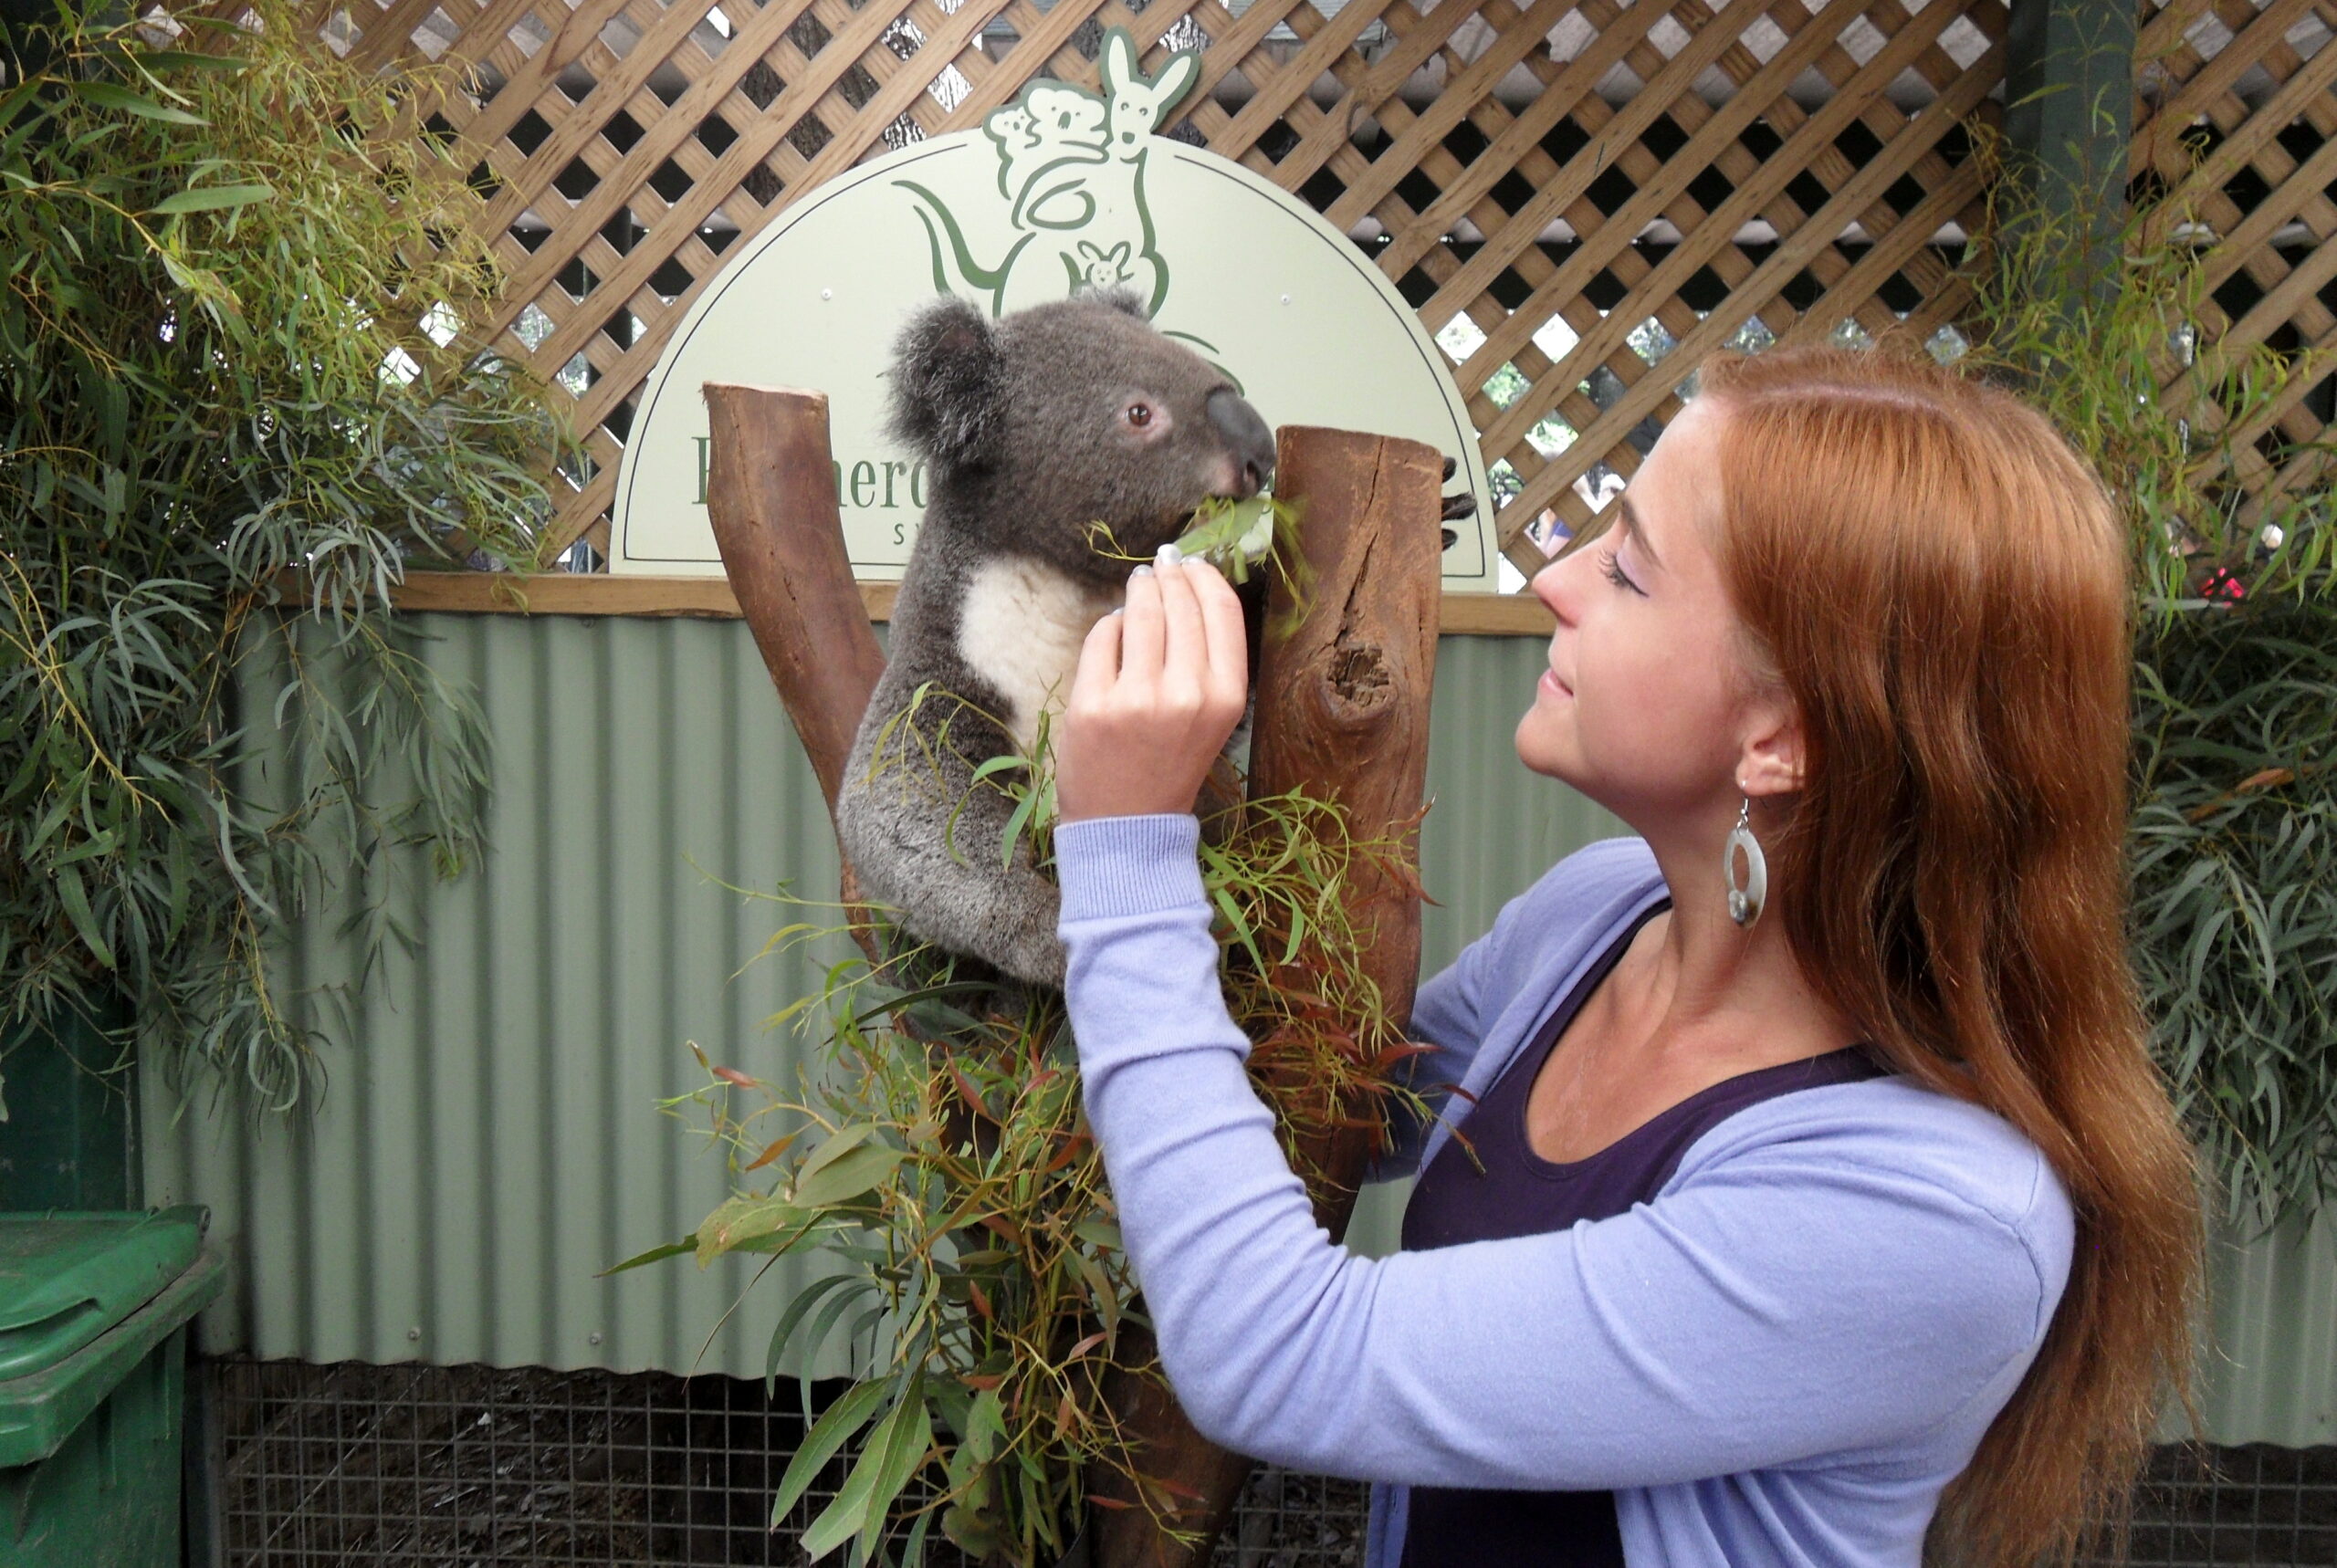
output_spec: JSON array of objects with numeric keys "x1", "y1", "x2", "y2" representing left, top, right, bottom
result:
[{"x1": 1125, "y1": 402, "x2": 1153, "y2": 429}]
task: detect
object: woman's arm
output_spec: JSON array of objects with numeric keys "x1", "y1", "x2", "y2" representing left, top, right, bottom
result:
[{"x1": 1057, "y1": 815, "x2": 2072, "y2": 1490}]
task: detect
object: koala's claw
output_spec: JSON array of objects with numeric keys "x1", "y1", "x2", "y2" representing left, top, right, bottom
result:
[{"x1": 1437, "y1": 455, "x2": 1473, "y2": 540}]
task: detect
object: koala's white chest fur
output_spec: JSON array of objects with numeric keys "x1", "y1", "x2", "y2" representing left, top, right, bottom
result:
[{"x1": 957, "y1": 557, "x2": 1121, "y2": 756}]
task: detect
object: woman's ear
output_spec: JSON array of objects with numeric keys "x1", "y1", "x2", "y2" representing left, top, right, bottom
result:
[
  {"x1": 884, "y1": 296, "x2": 1002, "y2": 474},
  {"x1": 1736, "y1": 690, "x2": 1805, "y2": 800}
]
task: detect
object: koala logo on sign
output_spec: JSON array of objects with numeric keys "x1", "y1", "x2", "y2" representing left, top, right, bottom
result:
[{"x1": 893, "y1": 28, "x2": 1200, "y2": 322}]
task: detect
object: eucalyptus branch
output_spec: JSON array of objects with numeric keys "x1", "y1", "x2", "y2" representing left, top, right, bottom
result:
[{"x1": 0, "y1": 0, "x2": 571, "y2": 1099}]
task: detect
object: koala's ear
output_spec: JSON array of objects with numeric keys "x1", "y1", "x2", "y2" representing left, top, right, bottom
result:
[{"x1": 886, "y1": 296, "x2": 1002, "y2": 472}]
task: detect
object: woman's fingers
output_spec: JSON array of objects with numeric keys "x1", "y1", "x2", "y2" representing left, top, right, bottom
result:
[
  {"x1": 1055, "y1": 555, "x2": 1247, "y2": 823},
  {"x1": 1119, "y1": 566, "x2": 1165, "y2": 688},
  {"x1": 1152, "y1": 554, "x2": 1209, "y2": 703},
  {"x1": 1070, "y1": 601, "x2": 1125, "y2": 706},
  {"x1": 1191, "y1": 562, "x2": 1249, "y2": 715}
]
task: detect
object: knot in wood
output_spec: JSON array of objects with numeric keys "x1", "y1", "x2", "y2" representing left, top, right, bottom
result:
[{"x1": 1326, "y1": 632, "x2": 1393, "y2": 711}]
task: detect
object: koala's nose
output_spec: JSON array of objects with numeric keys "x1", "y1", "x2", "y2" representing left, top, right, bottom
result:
[{"x1": 1208, "y1": 388, "x2": 1276, "y2": 498}]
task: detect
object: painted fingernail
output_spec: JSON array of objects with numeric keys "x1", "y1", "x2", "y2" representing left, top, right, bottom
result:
[
  {"x1": 1156, "y1": 542, "x2": 1184, "y2": 568},
  {"x1": 1131, "y1": 564, "x2": 1153, "y2": 578}
]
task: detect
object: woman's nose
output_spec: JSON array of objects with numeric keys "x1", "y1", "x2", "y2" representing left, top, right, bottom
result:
[{"x1": 1530, "y1": 558, "x2": 1573, "y2": 622}]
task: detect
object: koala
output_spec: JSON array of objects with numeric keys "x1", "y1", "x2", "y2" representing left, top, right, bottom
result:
[{"x1": 836, "y1": 291, "x2": 1276, "y2": 990}]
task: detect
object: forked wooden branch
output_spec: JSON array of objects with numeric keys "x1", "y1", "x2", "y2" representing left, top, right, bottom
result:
[
  {"x1": 703, "y1": 387, "x2": 1442, "y2": 1568},
  {"x1": 1085, "y1": 425, "x2": 1446, "y2": 1568}
]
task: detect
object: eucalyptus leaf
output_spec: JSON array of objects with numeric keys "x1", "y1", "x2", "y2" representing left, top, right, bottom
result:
[
  {"x1": 149, "y1": 182, "x2": 272, "y2": 214},
  {"x1": 791, "y1": 1143, "x2": 906, "y2": 1210},
  {"x1": 797, "y1": 1375, "x2": 930, "y2": 1562},
  {"x1": 598, "y1": 1237, "x2": 696, "y2": 1276},
  {"x1": 768, "y1": 1379, "x2": 892, "y2": 1530}
]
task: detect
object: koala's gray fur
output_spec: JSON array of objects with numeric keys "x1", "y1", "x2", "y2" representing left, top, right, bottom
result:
[{"x1": 836, "y1": 291, "x2": 1276, "y2": 988}]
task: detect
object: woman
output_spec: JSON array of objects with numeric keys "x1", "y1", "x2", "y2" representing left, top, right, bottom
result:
[{"x1": 1047, "y1": 346, "x2": 2202, "y2": 1568}]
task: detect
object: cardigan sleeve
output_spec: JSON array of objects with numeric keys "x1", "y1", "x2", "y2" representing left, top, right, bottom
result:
[
  {"x1": 1054, "y1": 814, "x2": 2073, "y2": 1491},
  {"x1": 1375, "y1": 900, "x2": 1506, "y2": 1178}
]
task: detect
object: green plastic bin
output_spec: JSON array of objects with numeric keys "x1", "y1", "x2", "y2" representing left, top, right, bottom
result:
[{"x1": 0, "y1": 1207, "x2": 225, "y2": 1567}]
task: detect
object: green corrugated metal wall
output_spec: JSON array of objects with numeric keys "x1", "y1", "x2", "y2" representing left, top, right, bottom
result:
[{"x1": 141, "y1": 614, "x2": 2335, "y2": 1445}]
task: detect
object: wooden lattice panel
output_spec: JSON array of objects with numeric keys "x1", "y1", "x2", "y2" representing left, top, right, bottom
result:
[
  {"x1": 323, "y1": 0, "x2": 2007, "y2": 579},
  {"x1": 2134, "y1": 0, "x2": 2337, "y2": 513}
]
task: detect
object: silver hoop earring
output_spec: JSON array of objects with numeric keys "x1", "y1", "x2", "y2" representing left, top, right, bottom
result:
[{"x1": 1724, "y1": 798, "x2": 1766, "y2": 928}]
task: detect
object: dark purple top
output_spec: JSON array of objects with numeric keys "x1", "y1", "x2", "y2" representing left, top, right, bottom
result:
[{"x1": 1397, "y1": 902, "x2": 1889, "y2": 1568}]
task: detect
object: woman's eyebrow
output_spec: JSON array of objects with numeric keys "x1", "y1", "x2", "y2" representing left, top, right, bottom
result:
[{"x1": 1619, "y1": 496, "x2": 1662, "y2": 570}]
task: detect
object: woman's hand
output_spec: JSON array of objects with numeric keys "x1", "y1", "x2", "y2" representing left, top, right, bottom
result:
[{"x1": 1056, "y1": 549, "x2": 1249, "y2": 823}]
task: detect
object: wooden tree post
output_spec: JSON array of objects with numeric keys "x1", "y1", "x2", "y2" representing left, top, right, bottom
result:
[
  {"x1": 703, "y1": 390, "x2": 1445, "y2": 1568},
  {"x1": 1251, "y1": 425, "x2": 1445, "y2": 1232},
  {"x1": 1087, "y1": 425, "x2": 1446, "y2": 1568},
  {"x1": 702, "y1": 382, "x2": 886, "y2": 818}
]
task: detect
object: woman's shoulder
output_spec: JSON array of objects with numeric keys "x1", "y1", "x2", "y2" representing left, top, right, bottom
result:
[
  {"x1": 1483, "y1": 837, "x2": 1666, "y2": 960},
  {"x1": 1447, "y1": 837, "x2": 1668, "y2": 1029},
  {"x1": 1669, "y1": 1074, "x2": 2077, "y2": 1323},
  {"x1": 1533, "y1": 834, "x2": 1664, "y2": 903}
]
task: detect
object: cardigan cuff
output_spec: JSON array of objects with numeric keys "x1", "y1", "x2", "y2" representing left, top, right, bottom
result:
[{"x1": 1054, "y1": 814, "x2": 1208, "y2": 925}]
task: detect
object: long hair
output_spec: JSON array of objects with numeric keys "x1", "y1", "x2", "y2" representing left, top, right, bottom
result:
[{"x1": 1691, "y1": 346, "x2": 2202, "y2": 1568}]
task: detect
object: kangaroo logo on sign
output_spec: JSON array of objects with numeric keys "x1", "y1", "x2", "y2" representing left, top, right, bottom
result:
[
  {"x1": 903, "y1": 32, "x2": 1194, "y2": 319},
  {"x1": 611, "y1": 27, "x2": 1499, "y2": 591}
]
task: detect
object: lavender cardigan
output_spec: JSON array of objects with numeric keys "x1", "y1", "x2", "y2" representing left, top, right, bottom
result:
[{"x1": 1055, "y1": 818, "x2": 2074, "y2": 1568}]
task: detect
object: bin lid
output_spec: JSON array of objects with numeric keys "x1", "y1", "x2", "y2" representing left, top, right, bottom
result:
[{"x1": 0, "y1": 1207, "x2": 205, "y2": 1381}]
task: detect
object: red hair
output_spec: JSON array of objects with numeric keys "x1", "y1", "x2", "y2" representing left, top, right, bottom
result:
[{"x1": 1692, "y1": 346, "x2": 2201, "y2": 1568}]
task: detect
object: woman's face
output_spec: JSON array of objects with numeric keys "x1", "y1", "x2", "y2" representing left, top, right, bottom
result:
[{"x1": 1515, "y1": 396, "x2": 1781, "y2": 824}]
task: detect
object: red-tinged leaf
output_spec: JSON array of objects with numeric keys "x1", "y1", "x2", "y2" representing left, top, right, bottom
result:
[
  {"x1": 948, "y1": 1062, "x2": 997, "y2": 1123},
  {"x1": 1053, "y1": 1392, "x2": 1077, "y2": 1439},
  {"x1": 1086, "y1": 1495, "x2": 1135, "y2": 1511},
  {"x1": 1064, "y1": 1331, "x2": 1106, "y2": 1362},
  {"x1": 1042, "y1": 1132, "x2": 1093, "y2": 1174},
  {"x1": 968, "y1": 1280, "x2": 993, "y2": 1321},
  {"x1": 713, "y1": 1066, "x2": 757, "y2": 1088},
  {"x1": 744, "y1": 1129, "x2": 801, "y2": 1173},
  {"x1": 963, "y1": 1374, "x2": 1004, "y2": 1391},
  {"x1": 980, "y1": 1214, "x2": 1025, "y2": 1246}
]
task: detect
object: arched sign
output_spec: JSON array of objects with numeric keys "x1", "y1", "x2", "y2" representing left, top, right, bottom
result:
[{"x1": 612, "y1": 30, "x2": 1499, "y2": 591}]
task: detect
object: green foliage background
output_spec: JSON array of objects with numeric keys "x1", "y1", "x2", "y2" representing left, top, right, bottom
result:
[
  {"x1": 0, "y1": 0, "x2": 565, "y2": 1107},
  {"x1": 1963, "y1": 168, "x2": 2337, "y2": 1229}
]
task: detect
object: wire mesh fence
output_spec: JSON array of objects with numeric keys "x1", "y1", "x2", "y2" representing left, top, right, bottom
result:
[
  {"x1": 201, "y1": 1355, "x2": 2334, "y2": 1567},
  {"x1": 2123, "y1": 1442, "x2": 2337, "y2": 1568},
  {"x1": 201, "y1": 1356, "x2": 1368, "y2": 1566}
]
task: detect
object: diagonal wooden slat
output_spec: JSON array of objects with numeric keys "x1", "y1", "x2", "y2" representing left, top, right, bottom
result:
[
  {"x1": 1459, "y1": 0, "x2": 1984, "y2": 465},
  {"x1": 1493, "y1": 47, "x2": 2004, "y2": 554},
  {"x1": 333, "y1": 0, "x2": 2042, "y2": 579}
]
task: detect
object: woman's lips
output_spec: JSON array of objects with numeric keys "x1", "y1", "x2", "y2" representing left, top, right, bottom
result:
[{"x1": 1539, "y1": 668, "x2": 1572, "y2": 698}]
